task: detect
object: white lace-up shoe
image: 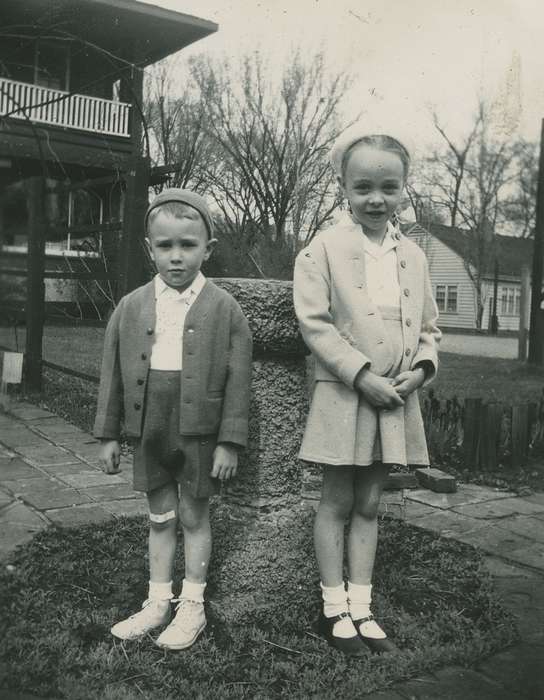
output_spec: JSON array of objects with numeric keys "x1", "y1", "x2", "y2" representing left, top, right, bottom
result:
[
  {"x1": 111, "y1": 598, "x2": 171, "y2": 640},
  {"x1": 155, "y1": 599, "x2": 206, "y2": 650}
]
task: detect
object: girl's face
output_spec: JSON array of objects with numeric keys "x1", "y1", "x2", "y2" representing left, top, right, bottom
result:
[{"x1": 340, "y1": 144, "x2": 405, "y2": 237}]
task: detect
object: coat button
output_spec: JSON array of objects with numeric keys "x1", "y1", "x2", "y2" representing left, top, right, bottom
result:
[
  {"x1": 403, "y1": 288, "x2": 410, "y2": 297},
  {"x1": 146, "y1": 328, "x2": 154, "y2": 335},
  {"x1": 141, "y1": 353, "x2": 147, "y2": 360},
  {"x1": 187, "y1": 328, "x2": 195, "y2": 334},
  {"x1": 406, "y1": 318, "x2": 412, "y2": 327},
  {"x1": 134, "y1": 402, "x2": 141, "y2": 410},
  {"x1": 137, "y1": 378, "x2": 144, "y2": 385},
  {"x1": 405, "y1": 348, "x2": 411, "y2": 357},
  {"x1": 400, "y1": 260, "x2": 407, "y2": 268}
]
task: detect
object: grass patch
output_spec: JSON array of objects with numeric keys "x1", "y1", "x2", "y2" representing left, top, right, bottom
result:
[
  {"x1": 2, "y1": 325, "x2": 544, "y2": 404},
  {"x1": 0, "y1": 506, "x2": 517, "y2": 699},
  {"x1": 425, "y1": 352, "x2": 544, "y2": 404}
]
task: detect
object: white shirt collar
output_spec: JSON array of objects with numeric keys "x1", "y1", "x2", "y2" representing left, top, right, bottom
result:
[
  {"x1": 154, "y1": 271, "x2": 207, "y2": 300},
  {"x1": 361, "y1": 221, "x2": 399, "y2": 259}
]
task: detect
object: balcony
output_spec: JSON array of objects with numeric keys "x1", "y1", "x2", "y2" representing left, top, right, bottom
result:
[{"x1": 0, "y1": 77, "x2": 131, "y2": 138}]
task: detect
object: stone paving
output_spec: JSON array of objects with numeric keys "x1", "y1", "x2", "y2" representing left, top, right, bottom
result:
[
  {"x1": 1, "y1": 401, "x2": 543, "y2": 699},
  {"x1": 0, "y1": 402, "x2": 145, "y2": 559}
]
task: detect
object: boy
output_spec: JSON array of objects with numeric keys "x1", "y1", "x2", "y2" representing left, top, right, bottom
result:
[{"x1": 94, "y1": 188, "x2": 252, "y2": 650}]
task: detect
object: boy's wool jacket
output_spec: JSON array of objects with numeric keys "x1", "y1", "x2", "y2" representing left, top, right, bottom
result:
[
  {"x1": 293, "y1": 216, "x2": 440, "y2": 387},
  {"x1": 93, "y1": 279, "x2": 252, "y2": 447}
]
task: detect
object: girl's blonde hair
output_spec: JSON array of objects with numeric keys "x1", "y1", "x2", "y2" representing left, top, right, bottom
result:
[{"x1": 341, "y1": 135, "x2": 411, "y2": 181}]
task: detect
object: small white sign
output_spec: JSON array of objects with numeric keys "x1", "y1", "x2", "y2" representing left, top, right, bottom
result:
[{"x1": 2, "y1": 352, "x2": 24, "y2": 384}]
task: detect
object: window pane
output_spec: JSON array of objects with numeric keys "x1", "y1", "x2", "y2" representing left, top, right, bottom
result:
[
  {"x1": 447, "y1": 286, "x2": 458, "y2": 312},
  {"x1": 501, "y1": 288, "x2": 508, "y2": 314},
  {"x1": 515, "y1": 290, "x2": 521, "y2": 316},
  {"x1": 435, "y1": 285, "x2": 446, "y2": 312}
]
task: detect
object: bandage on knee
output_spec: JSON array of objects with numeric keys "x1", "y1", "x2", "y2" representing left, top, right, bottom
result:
[{"x1": 149, "y1": 509, "x2": 177, "y2": 524}]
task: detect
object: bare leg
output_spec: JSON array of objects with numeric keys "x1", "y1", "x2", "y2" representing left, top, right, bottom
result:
[
  {"x1": 147, "y1": 482, "x2": 180, "y2": 583},
  {"x1": 314, "y1": 466, "x2": 355, "y2": 586},
  {"x1": 178, "y1": 490, "x2": 212, "y2": 584},
  {"x1": 348, "y1": 462, "x2": 390, "y2": 584}
]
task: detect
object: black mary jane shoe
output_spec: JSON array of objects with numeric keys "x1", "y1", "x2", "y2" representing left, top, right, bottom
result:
[
  {"x1": 316, "y1": 610, "x2": 367, "y2": 657},
  {"x1": 352, "y1": 614, "x2": 398, "y2": 654}
]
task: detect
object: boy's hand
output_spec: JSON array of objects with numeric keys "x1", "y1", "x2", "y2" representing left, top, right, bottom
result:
[
  {"x1": 99, "y1": 439, "x2": 121, "y2": 474},
  {"x1": 392, "y1": 367, "x2": 425, "y2": 398},
  {"x1": 354, "y1": 368, "x2": 404, "y2": 410},
  {"x1": 211, "y1": 443, "x2": 239, "y2": 481}
]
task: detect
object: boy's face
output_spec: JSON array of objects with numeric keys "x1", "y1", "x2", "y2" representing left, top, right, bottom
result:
[{"x1": 146, "y1": 209, "x2": 216, "y2": 292}]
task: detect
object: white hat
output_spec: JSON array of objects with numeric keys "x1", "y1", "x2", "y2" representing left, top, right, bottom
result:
[{"x1": 330, "y1": 119, "x2": 415, "y2": 177}]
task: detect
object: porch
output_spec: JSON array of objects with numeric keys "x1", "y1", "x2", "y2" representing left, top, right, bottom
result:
[{"x1": 0, "y1": 77, "x2": 131, "y2": 139}]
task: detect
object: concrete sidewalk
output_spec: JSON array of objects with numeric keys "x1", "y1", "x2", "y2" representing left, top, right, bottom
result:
[{"x1": 1, "y1": 401, "x2": 543, "y2": 699}]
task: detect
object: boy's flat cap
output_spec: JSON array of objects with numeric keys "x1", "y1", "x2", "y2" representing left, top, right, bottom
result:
[{"x1": 145, "y1": 188, "x2": 214, "y2": 237}]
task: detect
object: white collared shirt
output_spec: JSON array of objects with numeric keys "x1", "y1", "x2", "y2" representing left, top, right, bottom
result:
[
  {"x1": 362, "y1": 222, "x2": 401, "y2": 308},
  {"x1": 149, "y1": 272, "x2": 206, "y2": 370}
]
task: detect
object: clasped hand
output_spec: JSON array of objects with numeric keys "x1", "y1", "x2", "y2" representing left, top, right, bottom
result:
[{"x1": 355, "y1": 367, "x2": 425, "y2": 409}]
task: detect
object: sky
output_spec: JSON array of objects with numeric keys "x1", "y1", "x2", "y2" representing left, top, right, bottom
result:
[{"x1": 141, "y1": 0, "x2": 544, "y2": 151}]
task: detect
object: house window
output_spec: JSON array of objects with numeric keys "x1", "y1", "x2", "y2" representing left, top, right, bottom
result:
[
  {"x1": 500, "y1": 286, "x2": 520, "y2": 316},
  {"x1": 435, "y1": 284, "x2": 458, "y2": 313},
  {"x1": 446, "y1": 285, "x2": 458, "y2": 312},
  {"x1": 34, "y1": 40, "x2": 70, "y2": 91}
]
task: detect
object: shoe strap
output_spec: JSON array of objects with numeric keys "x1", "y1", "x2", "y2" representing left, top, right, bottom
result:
[
  {"x1": 325, "y1": 611, "x2": 351, "y2": 625},
  {"x1": 352, "y1": 614, "x2": 375, "y2": 625}
]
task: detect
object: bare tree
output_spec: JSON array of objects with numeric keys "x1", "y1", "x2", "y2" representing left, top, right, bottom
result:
[
  {"x1": 144, "y1": 58, "x2": 217, "y2": 192},
  {"x1": 422, "y1": 100, "x2": 522, "y2": 328},
  {"x1": 190, "y1": 50, "x2": 352, "y2": 261},
  {"x1": 501, "y1": 138, "x2": 538, "y2": 238}
]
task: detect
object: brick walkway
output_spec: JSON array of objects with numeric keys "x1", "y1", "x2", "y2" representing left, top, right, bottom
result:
[{"x1": 1, "y1": 401, "x2": 543, "y2": 699}]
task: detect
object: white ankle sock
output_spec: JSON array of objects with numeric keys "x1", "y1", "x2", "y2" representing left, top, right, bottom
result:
[
  {"x1": 148, "y1": 580, "x2": 173, "y2": 602},
  {"x1": 180, "y1": 578, "x2": 206, "y2": 603},
  {"x1": 347, "y1": 582, "x2": 386, "y2": 639},
  {"x1": 320, "y1": 582, "x2": 356, "y2": 639}
]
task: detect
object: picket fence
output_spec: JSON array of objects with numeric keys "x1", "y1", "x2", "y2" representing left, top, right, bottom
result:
[{"x1": 421, "y1": 389, "x2": 544, "y2": 470}]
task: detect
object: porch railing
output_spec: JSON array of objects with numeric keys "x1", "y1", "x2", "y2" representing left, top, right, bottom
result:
[{"x1": 0, "y1": 77, "x2": 131, "y2": 138}]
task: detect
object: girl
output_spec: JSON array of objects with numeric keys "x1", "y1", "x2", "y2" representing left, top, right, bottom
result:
[{"x1": 293, "y1": 126, "x2": 440, "y2": 656}]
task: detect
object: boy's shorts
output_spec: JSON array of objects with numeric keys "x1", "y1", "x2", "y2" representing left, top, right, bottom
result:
[{"x1": 133, "y1": 370, "x2": 220, "y2": 498}]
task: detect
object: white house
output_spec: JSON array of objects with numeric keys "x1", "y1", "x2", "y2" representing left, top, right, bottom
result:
[{"x1": 402, "y1": 222, "x2": 533, "y2": 332}]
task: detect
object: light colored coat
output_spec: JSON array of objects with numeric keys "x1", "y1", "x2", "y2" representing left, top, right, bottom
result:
[{"x1": 293, "y1": 215, "x2": 441, "y2": 466}]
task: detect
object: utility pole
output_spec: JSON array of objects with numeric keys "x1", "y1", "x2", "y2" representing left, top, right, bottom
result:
[{"x1": 528, "y1": 119, "x2": 544, "y2": 365}]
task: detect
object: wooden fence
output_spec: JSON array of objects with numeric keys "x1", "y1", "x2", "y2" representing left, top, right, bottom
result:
[{"x1": 421, "y1": 389, "x2": 544, "y2": 470}]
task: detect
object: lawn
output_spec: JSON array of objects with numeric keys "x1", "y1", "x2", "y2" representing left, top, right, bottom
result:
[
  {"x1": 0, "y1": 507, "x2": 517, "y2": 699},
  {"x1": 2, "y1": 323, "x2": 544, "y2": 403},
  {"x1": 3, "y1": 323, "x2": 544, "y2": 492}
]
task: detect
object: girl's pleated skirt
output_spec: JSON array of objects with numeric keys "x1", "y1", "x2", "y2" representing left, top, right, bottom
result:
[{"x1": 299, "y1": 306, "x2": 430, "y2": 467}]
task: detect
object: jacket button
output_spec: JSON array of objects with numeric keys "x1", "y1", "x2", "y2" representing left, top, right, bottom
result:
[
  {"x1": 137, "y1": 378, "x2": 144, "y2": 385},
  {"x1": 405, "y1": 348, "x2": 411, "y2": 357},
  {"x1": 187, "y1": 328, "x2": 195, "y2": 334},
  {"x1": 134, "y1": 402, "x2": 141, "y2": 410},
  {"x1": 400, "y1": 260, "x2": 407, "y2": 268},
  {"x1": 141, "y1": 353, "x2": 147, "y2": 360},
  {"x1": 403, "y1": 288, "x2": 410, "y2": 297},
  {"x1": 146, "y1": 328, "x2": 154, "y2": 335},
  {"x1": 406, "y1": 318, "x2": 412, "y2": 327}
]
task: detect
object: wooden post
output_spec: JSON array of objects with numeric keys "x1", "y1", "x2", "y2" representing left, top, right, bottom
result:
[
  {"x1": 463, "y1": 398, "x2": 482, "y2": 469},
  {"x1": 478, "y1": 402, "x2": 503, "y2": 471},
  {"x1": 518, "y1": 263, "x2": 531, "y2": 361},
  {"x1": 24, "y1": 176, "x2": 46, "y2": 391},
  {"x1": 118, "y1": 65, "x2": 149, "y2": 299},
  {"x1": 528, "y1": 119, "x2": 544, "y2": 365},
  {"x1": 511, "y1": 404, "x2": 529, "y2": 469}
]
